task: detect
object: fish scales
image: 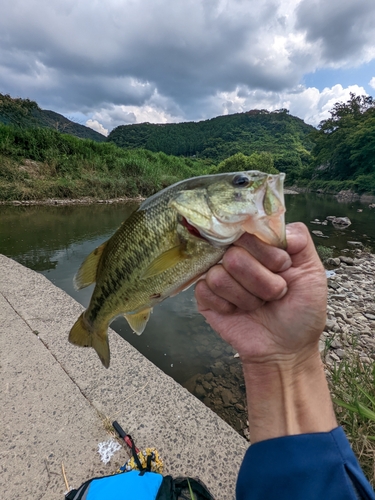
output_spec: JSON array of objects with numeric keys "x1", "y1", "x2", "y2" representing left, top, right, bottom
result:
[{"x1": 69, "y1": 171, "x2": 286, "y2": 368}]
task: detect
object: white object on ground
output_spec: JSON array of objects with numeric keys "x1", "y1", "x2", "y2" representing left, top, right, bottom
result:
[
  {"x1": 98, "y1": 439, "x2": 122, "y2": 464},
  {"x1": 325, "y1": 270, "x2": 336, "y2": 278}
]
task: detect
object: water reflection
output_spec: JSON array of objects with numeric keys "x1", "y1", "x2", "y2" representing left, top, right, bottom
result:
[{"x1": 1, "y1": 194, "x2": 374, "y2": 384}]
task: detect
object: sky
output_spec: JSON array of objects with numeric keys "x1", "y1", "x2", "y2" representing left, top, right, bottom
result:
[{"x1": 1, "y1": 0, "x2": 375, "y2": 136}]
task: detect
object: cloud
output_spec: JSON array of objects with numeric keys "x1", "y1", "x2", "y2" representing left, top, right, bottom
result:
[
  {"x1": 296, "y1": 0, "x2": 375, "y2": 65},
  {"x1": 0, "y1": 0, "x2": 374, "y2": 133},
  {"x1": 86, "y1": 120, "x2": 108, "y2": 137},
  {"x1": 205, "y1": 83, "x2": 367, "y2": 127},
  {"x1": 370, "y1": 77, "x2": 375, "y2": 89}
]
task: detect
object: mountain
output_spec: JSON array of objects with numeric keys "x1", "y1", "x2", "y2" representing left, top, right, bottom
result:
[
  {"x1": 107, "y1": 109, "x2": 315, "y2": 180},
  {"x1": 0, "y1": 93, "x2": 106, "y2": 142}
]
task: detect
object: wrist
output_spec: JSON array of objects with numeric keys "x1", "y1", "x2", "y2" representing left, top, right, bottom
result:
[{"x1": 242, "y1": 347, "x2": 337, "y2": 443}]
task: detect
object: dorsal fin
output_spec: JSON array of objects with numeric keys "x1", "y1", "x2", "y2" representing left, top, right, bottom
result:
[
  {"x1": 74, "y1": 241, "x2": 107, "y2": 290},
  {"x1": 124, "y1": 308, "x2": 152, "y2": 335}
]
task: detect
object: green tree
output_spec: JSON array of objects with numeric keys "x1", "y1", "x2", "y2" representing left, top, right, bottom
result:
[{"x1": 310, "y1": 93, "x2": 375, "y2": 182}]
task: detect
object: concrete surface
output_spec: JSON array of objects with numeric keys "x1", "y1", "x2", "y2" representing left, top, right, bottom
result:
[{"x1": 0, "y1": 254, "x2": 248, "y2": 499}]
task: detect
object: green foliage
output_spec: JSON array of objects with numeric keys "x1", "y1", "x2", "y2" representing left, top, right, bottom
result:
[
  {"x1": 108, "y1": 109, "x2": 314, "y2": 181},
  {"x1": 316, "y1": 245, "x2": 333, "y2": 262},
  {"x1": 329, "y1": 357, "x2": 375, "y2": 486},
  {"x1": 0, "y1": 124, "x2": 207, "y2": 201},
  {"x1": 0, "y1": 93, "x2": 106, "y2": 142},
  {"x1": 309, "y1": 93, "x2": 375, "y2": 193},
  {"x1": 211, "y1": 152, "x2": 279, "y2": 174}
]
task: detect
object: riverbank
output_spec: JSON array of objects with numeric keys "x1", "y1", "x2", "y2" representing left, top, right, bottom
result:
[
  {"x1": 0, "y1": 196, "x2": 144, "y2": 206},
  {"x1": 0, "y1": 254, "x2": 247, "y2": 499},
  {"x1": 289, "y1": 185, "x2": 375, "y2": 204},
  {"x1": 0, "y1": 188, "x2": 300, "y2": 206}
]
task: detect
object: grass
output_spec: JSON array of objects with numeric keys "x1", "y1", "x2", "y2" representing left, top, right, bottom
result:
[
  {"x1": 328, "y1": 356, "x2": 375, "y2": 486},
  {"x1": 316, "y1": 244, "x2": 334, "y2": 263},
  {"x1": 0, "y1": 124, "x2": 210, "y2": 201}
]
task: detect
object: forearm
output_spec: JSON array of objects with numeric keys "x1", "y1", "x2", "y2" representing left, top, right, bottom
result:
[{"x1": 243, "y1": 347, "x2": 337, "y2": 443}]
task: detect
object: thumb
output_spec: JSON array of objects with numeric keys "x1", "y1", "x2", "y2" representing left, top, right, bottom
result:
[{"x1": 285, "y1": 222, "x2": 322, "y2": 270}]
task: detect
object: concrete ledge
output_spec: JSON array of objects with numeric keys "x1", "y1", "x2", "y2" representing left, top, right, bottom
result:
[{"x1": 0, "y1": 255, "x2": 248, "y2": 499}]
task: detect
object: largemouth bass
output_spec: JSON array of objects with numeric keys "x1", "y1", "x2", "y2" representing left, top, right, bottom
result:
[{"x1": 69, "y1": 171, "x2": 286, "y2": 368}]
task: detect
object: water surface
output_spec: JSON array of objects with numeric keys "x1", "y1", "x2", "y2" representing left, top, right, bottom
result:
[{"x1": 1, "y1": 194, "x2": 374, "y2": 385}]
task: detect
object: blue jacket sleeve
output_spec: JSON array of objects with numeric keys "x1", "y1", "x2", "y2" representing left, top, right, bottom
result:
[{"x1": 236, "y1": 427, "x2": 375, "y2": 500}]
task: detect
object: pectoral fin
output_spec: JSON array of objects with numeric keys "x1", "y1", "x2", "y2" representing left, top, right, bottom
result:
[
  {"x1": 74, "y1": 241, "x2": 107, "y2": 289},
  {"x1": 124, "y1": 308, "x2": 152, "y2": 335},
  {"x1": 141, "y1": 244, "x2": 188, "y2": 279}
]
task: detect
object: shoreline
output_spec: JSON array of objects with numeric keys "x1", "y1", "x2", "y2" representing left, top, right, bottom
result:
[
  {"x1": 0, "y1": 196, "x2": 145, "y2": 206},
  {"x1": 1, "y1": 187, "x2": 375, "y2": 206}
]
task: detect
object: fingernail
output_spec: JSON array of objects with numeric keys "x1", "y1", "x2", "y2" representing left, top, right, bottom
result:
[
  {"x1": 286, "y1": 225, "x2": 293, "y2": 236},
  {"x1": 279, "y1": 258, "x2": 292, "y2": 272},
  {"x1": 276, "y1": 287, "x2": 288, "y2": 300}
]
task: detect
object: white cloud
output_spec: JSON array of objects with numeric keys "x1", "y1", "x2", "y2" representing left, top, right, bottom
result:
[
  {"x1": 207, "y1": 83, "x2": 368, "y2": 127},
  {"x1": 369, "y1": 77, "x2": 375, "y2": 89},
  {"x1": 0, "y1": 0, "x2": 374, "y2": 130},
  {"x1": 86, "y1": 119, "x2": 108, "y2": 137}
]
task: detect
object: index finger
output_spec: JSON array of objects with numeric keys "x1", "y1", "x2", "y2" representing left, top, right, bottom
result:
[{"x1": 234, "y1": 233, "x2": 292, "y2": 273}]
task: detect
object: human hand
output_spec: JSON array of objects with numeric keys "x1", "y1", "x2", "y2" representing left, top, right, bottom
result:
[{"x1": 195, "y1": 222, "x2": 327, "y2": 367}]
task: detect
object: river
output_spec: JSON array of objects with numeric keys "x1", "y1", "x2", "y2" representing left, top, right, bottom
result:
[{"x1": 1, "y1": 193, "x2": 375, "y2": 388}]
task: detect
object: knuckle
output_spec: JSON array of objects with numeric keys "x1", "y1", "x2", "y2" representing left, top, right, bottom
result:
[
  {"x1": 206, "y1": 266, "x2": 226, "y2": 292},
  {"x1": 262, "y1": 280, "x2": 285, "y2": 301},
  {"x1": 223, "y1": 247, "x2": 243, "y2": 274},
  {"x1": 269, "y1": 253, "x2": 286, "y2": 271}
]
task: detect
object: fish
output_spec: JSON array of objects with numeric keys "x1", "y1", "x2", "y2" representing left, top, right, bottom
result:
[{"x1": 68, "y1": 171, "x2": 286, "y2": 368}]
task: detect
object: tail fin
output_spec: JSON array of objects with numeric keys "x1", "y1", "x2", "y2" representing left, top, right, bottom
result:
[{"x1": 68, "y1": 312, "x2": 110, "y2": 368}]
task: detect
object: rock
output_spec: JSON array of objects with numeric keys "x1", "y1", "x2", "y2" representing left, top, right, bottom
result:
[
  {"x1": 327, "y1": 258, "x2": 340, "y2": 266},
  {"x1": 331, "y1": 217, "x2": 351, "y2": 229},
  {"x1": 335, "y1": 349, "x2": 346, "y2": 359},
  {"x1": 202, "y1": 381, "x2": 213, "y2": 392},
  {"x1": 310, "y1": 220, "x2": 322, "y2": 224},
  {"x1": 221, "y1": 389, "x2": 233, "y2": 407},
  {"x1": 327, "y1": 279, "x2": 340, "y2": 290},
  {"x1": 330, "y1": 294, "x2": 347, "y2": 301},
  {"x1": 329, "y1": 351, "x2": 340, "y2": 362},
  {"x1": 331, "y1": 340, "x2": 342, "y2": 349},
  {"x1": 210, "y1": 348, "x2": 222, "y2": 359},
  {"x1": 364, "y1": 313, "x2": 375, "y2": 321},
  {"x1": 339, "y1": 256, "x2": 354, "y2": 265},
  {"x1": 326, "y1": 216, "x2": 336, "y2": 220},
  {"x1": 360, "y1": 356, "x2": 372, "y2": 364},
  {"x1": 324, "y1": 318, "x2": 336, "y2": 331},
  {"x1": 234, "y1": 403, "x2": 245, "y2": 412},
  {"x1": 312, "y1": 230, "x2": 328, "y2": 238},
  {"x1": 195, "y1": 384, "x2": 206, "y2": 398},
  {"x1": 347, "y1": 241, "x2": 364, "y2": 248},
  {"x1": 335, "y1": 311, "x2": 347, "y2": 321},
  {"x1": 211, "y1": 363, "x2": 226, "y2": 377}
]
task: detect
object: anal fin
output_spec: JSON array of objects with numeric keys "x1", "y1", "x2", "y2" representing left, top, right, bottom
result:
[{"x1": 124, "y1": 308, "x2": 152, "y2": 335}]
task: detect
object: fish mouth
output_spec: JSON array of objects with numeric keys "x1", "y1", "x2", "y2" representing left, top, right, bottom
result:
[{"x1": 181, "y1": 216, "x2": 206, "y2": 240}]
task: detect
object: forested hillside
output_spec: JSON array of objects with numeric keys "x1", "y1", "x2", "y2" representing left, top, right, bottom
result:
[
  {"x1": 0, "y1": 93, "x2": 106, "y2": 142},
  {"x1": 306, "y1": 94, "x2": 375, "y2": 193},
  {"x1": 108, "y1": 109, "x2": 314, "y2": 182},
  {"x1": 1, "y1": 91, "x2": 374, "y2": 200}
]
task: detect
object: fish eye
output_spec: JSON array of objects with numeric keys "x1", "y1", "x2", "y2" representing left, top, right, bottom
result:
[{"x1": 232, "y1": 174, "x2": 250, "y2": 187}]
